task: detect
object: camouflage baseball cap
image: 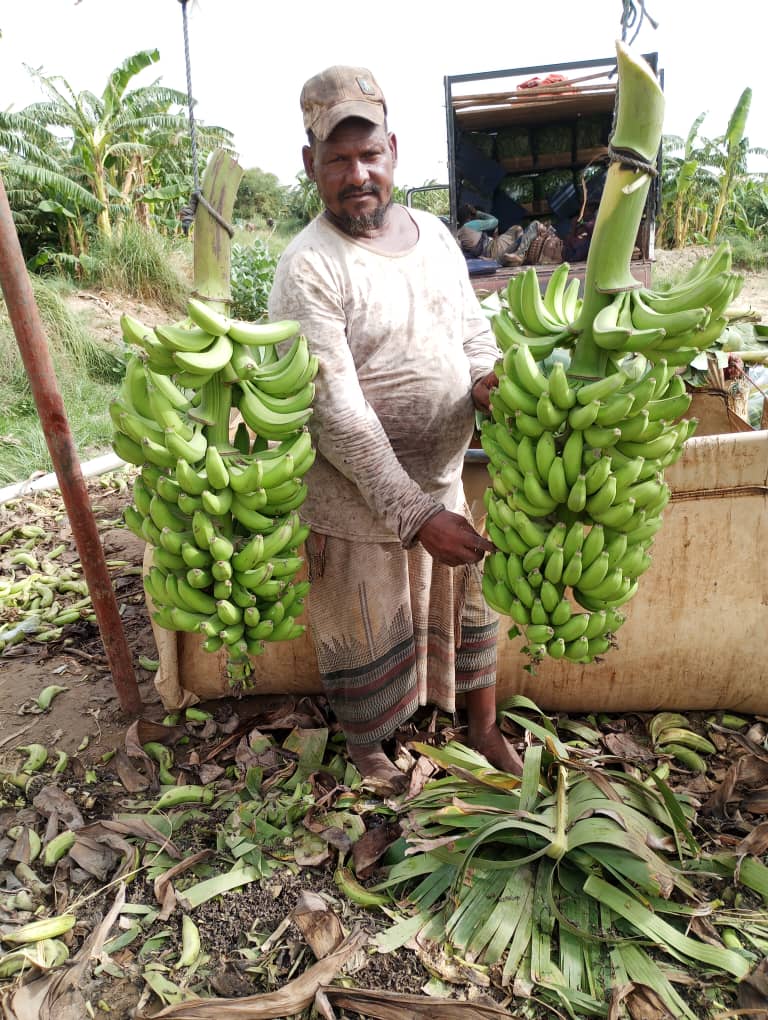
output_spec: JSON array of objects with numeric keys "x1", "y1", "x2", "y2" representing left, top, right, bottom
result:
[{"x1": 300, "y1": 66, "x2": 387, "y2": 141}]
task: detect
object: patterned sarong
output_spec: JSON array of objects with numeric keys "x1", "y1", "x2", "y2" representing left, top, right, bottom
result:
[{"x1": 305, "y1": 532, "x2": 499, "y2": 746}]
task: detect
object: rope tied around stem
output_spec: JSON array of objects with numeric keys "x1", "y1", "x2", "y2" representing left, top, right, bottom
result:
[
  {"x1": 179, "y1": 191, "x2": 235, "y2": 238},
  {"x1": 607, "y1": 144, "x2": 659, "y2": 177},
  {"x1": 177, "y1": 0, "x2": 234, "y2": 238}
]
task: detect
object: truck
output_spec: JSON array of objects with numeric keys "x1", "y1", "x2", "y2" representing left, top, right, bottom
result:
[{"x1": 439, "y1": 53, "x2": 662, "y2": 295}]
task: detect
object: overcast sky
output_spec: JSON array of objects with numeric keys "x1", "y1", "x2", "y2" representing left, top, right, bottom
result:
[{"x1": 2, "y1": 0, "x2": 766, "y2": 188}]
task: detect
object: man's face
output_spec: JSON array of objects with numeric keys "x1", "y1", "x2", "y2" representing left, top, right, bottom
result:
[{"x1": 303, "y1": 118, "x2": 397, "y2": 236}]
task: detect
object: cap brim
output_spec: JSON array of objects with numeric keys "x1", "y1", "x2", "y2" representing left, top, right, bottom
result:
[{"x1": 311, "y1": 99, "x2": 386, "y2": 141}]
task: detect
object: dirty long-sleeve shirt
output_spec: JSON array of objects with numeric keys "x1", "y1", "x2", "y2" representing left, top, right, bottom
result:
[{"x1": 267, "y1": 206, "x2": 499, "y2": 545}]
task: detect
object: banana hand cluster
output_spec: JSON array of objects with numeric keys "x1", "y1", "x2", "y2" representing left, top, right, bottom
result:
[
  {"x1": 592, "y1": 243, "x2": 741, "y2": 366},
  {"x1": 482, "y1": 249, "x2": 742, "y2": 665},
  {"x1": 494, "y1": 262, "x2": 581, "y2": 361},
  {"x1": 111, "y1": 298, "x2": 317, "y2": 687}
]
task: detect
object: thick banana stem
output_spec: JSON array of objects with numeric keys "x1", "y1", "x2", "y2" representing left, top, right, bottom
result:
[
  {"x1": 201, "y1": 371, "x2": 233, "y2": 450},
  {"x1": 569, "y1": 42, "x2": 665, "y2": 378}
]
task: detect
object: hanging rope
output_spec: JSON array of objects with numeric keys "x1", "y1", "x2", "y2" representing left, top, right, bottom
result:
[
  {"x1": 177, "y1": 0, "x2": 234, "y2": 238},
  {"x1": 620, "y1": 0, "x2": 659, "y2": 46}
]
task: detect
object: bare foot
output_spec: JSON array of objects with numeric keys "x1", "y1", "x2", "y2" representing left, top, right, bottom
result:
[
  {"x1": 467, "y1": 724, "x2": 523, "y2": 776},
  {"x1": 348, "y1": 742, "x2": 409, "y2": 795}
]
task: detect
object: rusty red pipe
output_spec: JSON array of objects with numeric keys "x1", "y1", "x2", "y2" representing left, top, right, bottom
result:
[{"x1": 0, "y1": 173, "x2": 142, "y2": 716}]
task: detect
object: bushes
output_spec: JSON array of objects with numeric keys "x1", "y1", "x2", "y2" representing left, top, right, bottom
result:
[
  {"x1": 0, "y1": 277, "x2": 124, "y2": 483},
  {"x1": 230, "y1": 241, "x2": 279, "y2": 321},
  {"x1": 79, "y1": 222, "x2": 188, "y2": 308}
]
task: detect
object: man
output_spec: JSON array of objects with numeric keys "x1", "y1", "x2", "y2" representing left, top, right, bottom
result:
[
  {"x1": 457, "y1": 204, "x2": 541, "y2": 265},
  {"x1": 268, "y1": 66, "x2": 522, "y2": 792}
]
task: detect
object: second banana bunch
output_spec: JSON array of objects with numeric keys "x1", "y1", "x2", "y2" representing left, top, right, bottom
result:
[
  {"x1": 482, "y1": 244, "x2": 741, "y2": 665},
  {"x1": 110, "y1": 296, "x2": 318, "y2": 687}
]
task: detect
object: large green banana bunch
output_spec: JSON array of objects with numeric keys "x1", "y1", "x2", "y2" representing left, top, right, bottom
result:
[
  {"x1": 480, "y1": 43, "x2": 743, "y2": 666},
  {"x1": 483, "y1": 250, "x2": 741, "y2": 665},
  {"x1": 110, "y1": 296, "x2": 318, "y2": 687}
]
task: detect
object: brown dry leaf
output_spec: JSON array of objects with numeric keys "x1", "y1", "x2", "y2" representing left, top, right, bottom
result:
[
  {"x1": 735, "y1": 756, "x2": 768, "y2": 788},
  {"x1": 68, "y1": 820, "x2": 144, "y2": 885},
  {"x1": 68, "y1": 832, "x2": 119, "y2": 882},
  {"x1": 352, "y1": 822, "x2": 401, "y2": 878},
  {"x1": 218, "y1": 712, "x2": 241, "y2": 735},
  {"x1": 112, "y1": 747, "x2": 151, "y2": 793},
  {"x1": 235, "y1": 733, "x2": 282, "y2": 772},
  {"x1": 603, "y1": 732, "x2": 657, "y2": 763},
  {"x1": 689, "y1": 913, "x2": 727, "y2": 948},
  {"x1": 577, "y1": 766, "x2": 624, "y2": 803},
  {"x1": 143, "y1": 930, "x2": 368, "y2": 1018},
  {"x1": 412, "y1": 940, "x2": 489, "y2": 988},
  {"x1": 735, "y1": 820, "x2": 768, "y2": 859},
  {"x1": 197, "y1": 763, "x2": 225, "y2": 785},
  {"x1": 701, "y1": 760, "x2": 742, "y2": 817},
  {"x1": 291, "y1": 890, "x2": 344, "y2": 960},
  {"x1": 608, "y1": 982, "x2": 636, "y2": 1020},
  {"x1": 154, "y1": 849, "x2": 212, "y2": 920},
  {"x1": 32, "y1": 786, "x2": 85, "y2": 830},
  {"x1": 738, "y1": 956, "x2": 768, "y2": 1020},
  {"x1": 100, "y1": 818, "x2": 181, "y2": 859},
  {"x1": 0, "y1": 884, "x2": 125, "y2": 1019},
  {"x1": 322, "y1": 986, "x2": 513, "y2": 1019},
  {"x1": 407, "y1": 754, "x2": 439, "y2": 798},
  {"x1": 125, "y1": 717, "x2": 186, "y2": 751},
  {"x1": 744, "y1": 788, "x2": 768, "y2": 814},
  {"x1": 259, "y1": 707, "x2": 323, "y2": 731},
  {"x1": 6, "y1": 827, "x2": 35, "y2": 866},
  {"x1": 626, "y1": 982, "x2": 676, "y2": 1019}
]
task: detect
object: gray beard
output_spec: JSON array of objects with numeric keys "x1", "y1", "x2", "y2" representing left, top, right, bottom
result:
[{"x1": 337, "y1": 200, "x2": 392, "y2": 236}]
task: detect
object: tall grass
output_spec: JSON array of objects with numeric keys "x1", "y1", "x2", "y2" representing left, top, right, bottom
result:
[
  {"x1": 0, "y1": 278, "x2": 124, "y2": 485},
  {"x1": 232, "y1": 219, "x2": 300, "y2": 258},
  {"x1": 80, "y1": 222, "x2": 189, "y2": 307},
  {"x1": 721, "y1": 231, "x2": 768, "y2": 272}
]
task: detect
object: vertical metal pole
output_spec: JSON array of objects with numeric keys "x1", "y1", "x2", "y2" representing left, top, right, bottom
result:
[{"x1": 0, "y1": 174, "x2": 142, "y2": 716}]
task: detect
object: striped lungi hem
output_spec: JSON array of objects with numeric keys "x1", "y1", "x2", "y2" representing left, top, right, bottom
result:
[{"x1": 306, "y1": 529, "x2": 498, "y2": 746}]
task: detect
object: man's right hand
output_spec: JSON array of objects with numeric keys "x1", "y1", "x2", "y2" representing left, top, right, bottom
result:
[{"x1": 416, "y1": 509, "x2": 494, "y2": 566}]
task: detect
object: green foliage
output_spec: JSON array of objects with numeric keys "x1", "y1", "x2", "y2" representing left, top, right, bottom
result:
[
  {"x1": 230, "y1": 241, "x2": 279, "y2": 322},
  {"x1": 286, "y1": 172, "x2": 324, "y2": 225},
  {"x1": 659, "y1": 89, "x2": 767, "y2": 251},
  {"x1": 0, "y1": 278, "x2": 123, "y2": 483},
  {"x1": 234, "y1": 167, "x2": 289, "y2": 223},
  {"x1": 720, "y1": 229, "x2": 768, "y2": 271},
  {"x1": 392, "y1": 181, "x2": 449, "y2": 218},
  {"x1": 79, "y1": 222, "x2": 188, "y2": 307},
  {"x1": 0, "y1": 50, "x2": 234, "y2": 262}
]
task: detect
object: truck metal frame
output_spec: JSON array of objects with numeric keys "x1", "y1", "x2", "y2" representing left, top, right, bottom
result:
[{"x1": 442, "y1": 53, "x2": 662, "y2": 294}]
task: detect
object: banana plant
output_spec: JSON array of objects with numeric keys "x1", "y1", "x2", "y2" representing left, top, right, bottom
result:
[
  {"x1": 708, "y1": 87, "x2": 752, "y2": 243},
  {"x1": 375, "y1": 698, "x2": 764, "y2": 1016}
]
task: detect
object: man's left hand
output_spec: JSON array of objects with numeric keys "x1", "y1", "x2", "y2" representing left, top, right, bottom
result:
[{"x1": 471, "y1": 371, "x2": 498, "y2": 414}]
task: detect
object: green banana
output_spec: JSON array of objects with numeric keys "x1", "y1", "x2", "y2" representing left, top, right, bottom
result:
[
  {"x1": 155, "y1": 322, "x2": 215, "y2": 353},
  {"x1": 228, "y1": 317, "x2": 300, "y2": 345},
  {"x1": 186, "y1": 297, "x2": 231, "y2": 336},
  {"x1": 575, "y1": 373, "x2": 627, "y2": 406},
  {"x1": 630, "y1": 289, "x2": 710, "y2": 335},
  {"x1": 237, "y1": 379, "x2": 313, "y2": 439},
  {"x1": 173, "y1": 334, "x2": 233, "y2": 375}
]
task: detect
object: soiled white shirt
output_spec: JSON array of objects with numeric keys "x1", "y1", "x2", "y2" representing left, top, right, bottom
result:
[{"x1": 267, "y1": 206, "x2": 499, "y2": 545}]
